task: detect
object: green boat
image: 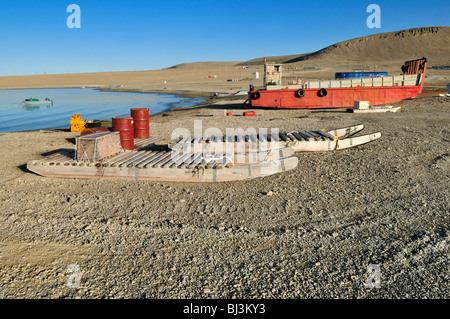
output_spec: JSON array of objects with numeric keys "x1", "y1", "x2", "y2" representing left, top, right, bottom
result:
[{"x1": 22, "y1": 98, "x2": 53, "y2": 106}]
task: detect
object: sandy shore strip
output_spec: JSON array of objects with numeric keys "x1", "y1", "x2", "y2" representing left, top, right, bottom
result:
[{"x1": 0, "y1": 87, "x2": 449, "y2": 298}]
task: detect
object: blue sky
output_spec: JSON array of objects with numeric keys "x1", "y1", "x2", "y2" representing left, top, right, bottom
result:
[{"x1": 0, "y1": 0, "x2": 448, "y2": 75}]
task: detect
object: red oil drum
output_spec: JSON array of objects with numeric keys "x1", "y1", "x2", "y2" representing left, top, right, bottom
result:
[
  {"x1": 80, "y1": 127, "x2": 110, "y2": 136},
  {"x1": 243, "y1": 111, "x2": 255, "y2": 116},
  {"x1": 112, "y1": 116, "x2": 134, "y2": 150},
  {"x1": 130, "y1": 108, "x2": 150, "y2": 138}
]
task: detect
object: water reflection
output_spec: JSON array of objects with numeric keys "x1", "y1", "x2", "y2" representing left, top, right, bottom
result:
[{"x1": 23, "y1": 103, "x2": 54, "y2": 111}]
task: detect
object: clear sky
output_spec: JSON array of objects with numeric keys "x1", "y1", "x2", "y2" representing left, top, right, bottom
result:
[{"x1": 0, "y1": 0, "x2": 448, "y2": 75}]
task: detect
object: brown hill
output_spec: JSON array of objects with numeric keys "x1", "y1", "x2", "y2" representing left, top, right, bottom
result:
[{"x1": 240, "y1": 27, "x2": 450, "y2": 66}]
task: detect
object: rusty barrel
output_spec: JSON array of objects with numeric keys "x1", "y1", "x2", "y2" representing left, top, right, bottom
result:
[
  {"x1": 130, "y1": 108, "x2": 150, "y2": 138},
  {"x1": 112, "y1": 116, "x2": 134, "y2": 150}
]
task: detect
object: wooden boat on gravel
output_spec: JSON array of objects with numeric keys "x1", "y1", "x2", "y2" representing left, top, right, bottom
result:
[
  {"x1": 26, "y1": 124, "x2": 379, "y2": 182},
  {"x1": 26, "y1": 147, "x2": 298, "y2": 182},
  {"x1": 27, "y1": 131, "x2": 298, "y2": 182},
  {"x1": 169, "y1": 124, "x2": 381, "y2": 153}
]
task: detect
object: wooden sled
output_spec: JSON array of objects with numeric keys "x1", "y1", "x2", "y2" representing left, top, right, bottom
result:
[
  {"x1": 169, "y1": 124, "x2": 381, "y2": 153},
  {"x1": 26, "y1": 147, "x2": 298, "y2": 182}
]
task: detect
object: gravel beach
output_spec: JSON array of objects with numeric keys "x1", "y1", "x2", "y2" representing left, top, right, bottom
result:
[{"x1": 0, "y1": 90, "x2": 448, "y2": 299}]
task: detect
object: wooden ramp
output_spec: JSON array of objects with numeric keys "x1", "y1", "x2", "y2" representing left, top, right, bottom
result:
[
  {"x1": 133, "y1": 136, "x2": 164, "y2": 149},
  {"x1": 170, "y1": 124, "x2": 381, "y2": 153},
  {"x1": 27, "y1": 147, "x2": 298, "y2": 182}
]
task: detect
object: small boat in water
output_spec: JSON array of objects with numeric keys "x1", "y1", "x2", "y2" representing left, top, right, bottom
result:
[{"x1": 22, "y1": 98, "x2": 53, "y2": 106}]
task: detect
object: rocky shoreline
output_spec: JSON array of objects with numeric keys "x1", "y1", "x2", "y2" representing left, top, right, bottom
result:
[{"x1": 0, "y1": 92, "x2": 448, "y2": 299}]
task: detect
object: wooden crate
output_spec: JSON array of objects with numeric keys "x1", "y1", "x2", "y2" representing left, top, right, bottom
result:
[{"x1": 76, "y1": 131, "x2": 122, "y2": 162}]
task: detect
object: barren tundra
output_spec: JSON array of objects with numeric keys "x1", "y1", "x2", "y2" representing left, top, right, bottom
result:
[{"x1": 0, "y1": 91, "x2": 448, "y2": 298}]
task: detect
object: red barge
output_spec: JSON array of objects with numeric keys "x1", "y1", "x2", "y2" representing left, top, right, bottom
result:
[{"x1": 247, "y1": 57, "x2": 427, "y2": 109}]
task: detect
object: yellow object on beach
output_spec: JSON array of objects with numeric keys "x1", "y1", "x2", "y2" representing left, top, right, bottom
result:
[{"x1": 70, "y1": 114, "x2": 86, "y2": 132}]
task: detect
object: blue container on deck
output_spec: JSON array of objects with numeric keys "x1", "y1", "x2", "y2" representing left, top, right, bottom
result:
[{"x1": 335, "y1": 72, "x2": 388, "y2": 79}]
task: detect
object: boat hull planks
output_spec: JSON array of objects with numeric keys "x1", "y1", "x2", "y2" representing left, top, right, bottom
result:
[{"x1": 27, "y1": 149, "x2": 299, "y2": 182}]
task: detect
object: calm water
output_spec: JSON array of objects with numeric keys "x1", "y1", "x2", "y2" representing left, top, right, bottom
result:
[{"x1": 0, "y1": 88, "x2": 206, "y2": 133}]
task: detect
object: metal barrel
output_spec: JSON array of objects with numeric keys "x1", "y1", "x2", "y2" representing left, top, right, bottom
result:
[
  {"x1": 112, "y1": 116, "x2": 134, "y2": 150},
  {"x1": 130, "y1": 108, "x2": 150, "y2": 138}
]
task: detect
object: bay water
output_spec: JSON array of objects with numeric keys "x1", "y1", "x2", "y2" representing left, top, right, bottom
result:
[{"x1": 0, "y1": 88, "x2": 206, "y2": 133}]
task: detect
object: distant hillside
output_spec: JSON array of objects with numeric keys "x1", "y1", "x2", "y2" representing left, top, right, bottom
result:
[
  {"x1": 236, "y1": 53, "x2": 311, "y2": 66},
  {"x1": 239, "y1": 26, "x2": 450, "y2": 66},
  {"x1": 167, "y1": 61, "x2": 239, "y2": 69}
]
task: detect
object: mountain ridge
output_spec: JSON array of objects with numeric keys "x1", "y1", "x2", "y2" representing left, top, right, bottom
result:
[{"x1": 235, "y1": 26, "x2": 450, "y2": 66}]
